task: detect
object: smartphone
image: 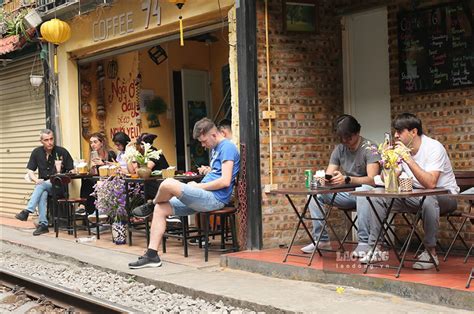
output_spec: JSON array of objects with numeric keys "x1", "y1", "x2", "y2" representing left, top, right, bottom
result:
[
  {"x1": 325, "y1": 174, "x2": 333, "y2": 180},
  {"x1": 384, "y1": 132, "x2": 392, "y2": 146},
  {"x1": 91, "y1": 150, "x2": 99, "y2": 160}
]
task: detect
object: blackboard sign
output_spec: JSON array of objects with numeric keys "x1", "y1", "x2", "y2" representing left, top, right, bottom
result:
[{"x1": 398, "y1": 2, "x2": 474, "y2": 94}]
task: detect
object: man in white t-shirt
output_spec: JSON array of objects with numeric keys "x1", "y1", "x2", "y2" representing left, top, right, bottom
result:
[{"x1": 360, "y1": 113, "x2": 459, "y2": 270}]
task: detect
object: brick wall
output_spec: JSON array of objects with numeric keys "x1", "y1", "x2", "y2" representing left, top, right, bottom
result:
[{"x1": 257, "y1": 0, "x2": 474, "y2": 248}]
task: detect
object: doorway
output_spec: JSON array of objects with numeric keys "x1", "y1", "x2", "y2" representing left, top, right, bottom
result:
[
  {"x1": 173, "y1": 69, "x2": 211, "y2": 171},
  {"x1": 342, "y1": 7, "x2": 391, "y2": 145}
]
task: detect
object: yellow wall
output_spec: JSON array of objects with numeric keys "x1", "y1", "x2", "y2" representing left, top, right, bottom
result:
[{"x1": 76, "y1": 31, "x2": 229, "y2": 167}]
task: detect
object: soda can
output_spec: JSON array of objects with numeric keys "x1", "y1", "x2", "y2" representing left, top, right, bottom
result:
[{"x1": 304, "y1": 169, "x2": 312, "y2": 188}]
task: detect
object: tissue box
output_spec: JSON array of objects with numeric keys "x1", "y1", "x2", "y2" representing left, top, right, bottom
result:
[
  {"x1": 313, "y1": 175, "x2": 325, "y2": 187},
  {"x1": 108, "y1": 165, "x2": 118, "y2": 176},
  {"x1": 76, "y1": 162, "x2": 88, "y2": 174},
  {"x1": 399, "y1": 177, "x2": 413, "y2": 192},
  {"x1": 98, "y1": 165, "x2": 109, "y2": 177},
  {"x1": 162, "y1": 168, "x2": 176, "y2": 178}
]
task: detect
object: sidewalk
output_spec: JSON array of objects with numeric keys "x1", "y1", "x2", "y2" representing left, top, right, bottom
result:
[{"x1": 0, "y1": 222, "x2": 470, "y2": 313}]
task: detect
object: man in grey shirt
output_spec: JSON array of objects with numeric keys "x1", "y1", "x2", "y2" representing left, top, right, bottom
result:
[{"x1": 301, "y1": 115, "x2": 380, "y2": 256}]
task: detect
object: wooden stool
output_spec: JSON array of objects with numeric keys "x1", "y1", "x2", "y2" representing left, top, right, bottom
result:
[
  {"x1": 51, "y1": 175, "x2": 89, "y2": 238},
  {"x1": 202, "y1": 206, "x2": 239, "y2": 262}
]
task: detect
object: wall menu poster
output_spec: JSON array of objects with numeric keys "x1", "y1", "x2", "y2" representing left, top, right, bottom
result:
[{"x1": 398, "y1": 2, "x2": 474, "y2": 94}]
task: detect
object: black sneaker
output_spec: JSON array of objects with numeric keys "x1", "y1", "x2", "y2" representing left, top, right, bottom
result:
[
  {"x1": 33, "y1": 224, "x2": 49, "y2": 236},
  {"x1": 128, "y1": 254, "x2": 162, "y2": 269},
  {"x1": 15, "y1": 210, "x2": 30, "y2": 221},
  {"x1": 132, "y1": 202, "x2": 155, "y2": 218}
]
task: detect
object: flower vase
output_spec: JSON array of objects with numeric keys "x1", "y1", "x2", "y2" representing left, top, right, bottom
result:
[
  {"x1": 383, "y1": 168, "x2": 399, "y2": 193},
  {"x1": 112, "y1": 221, "x2": 127, "y2": 245},
  {"x1": 137, "y1": 165, "x2": 151, "y2": 179}
]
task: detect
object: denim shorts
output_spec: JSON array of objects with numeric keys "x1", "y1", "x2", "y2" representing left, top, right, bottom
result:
[{"x1": 170, "y1": 184, "x2": 225, "y2": 216}]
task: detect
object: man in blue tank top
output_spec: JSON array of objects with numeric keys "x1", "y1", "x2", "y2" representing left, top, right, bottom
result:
[{"x1": 129, "y1": 118, "x2": 240, "y2": 269}]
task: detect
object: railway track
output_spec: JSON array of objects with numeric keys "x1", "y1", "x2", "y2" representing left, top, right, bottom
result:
[{"x1": 1, "y1": 268, "x2": 135, "y2": 313}]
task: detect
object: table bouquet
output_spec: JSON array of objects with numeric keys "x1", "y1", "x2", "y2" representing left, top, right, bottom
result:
[
  {"x1": 123, "y1": 142, "x2": 163, "y2": 178},
  {"x1": 367, "y1": 139, "x2": 411, "y2": 192}
]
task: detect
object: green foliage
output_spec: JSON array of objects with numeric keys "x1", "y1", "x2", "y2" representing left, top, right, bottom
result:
[
  {"x1": 4, "y1": 10, "x2": 28, "y2": 38},
  {"x1": 147, "y1": 96, "x2": 167, "y2": 115}
]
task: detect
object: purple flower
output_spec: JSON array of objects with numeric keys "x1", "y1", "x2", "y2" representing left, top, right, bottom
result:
[{"x1": 93, "y1": 176, "x2": 129, "y2": 222}]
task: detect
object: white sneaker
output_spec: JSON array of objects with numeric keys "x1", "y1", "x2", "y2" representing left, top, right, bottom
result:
[
  {"x1": 300, "y1": 241, "x2": 331, "y2": 254},
  {"x1": 359, "y1": 247, "x2": 387, "y2": 264},
  {"x1": 351, "y1": 243, "x2": 370, "y2": 258},
  {"x1": 88, "y1": 212, "x2": 108, "y2": 223},
  {"x1": 412, "y1": 251, "x2": 439, "y2": 270},
  {"x1": 166, "y1": 215, "x2": 182, "y2": 223}
]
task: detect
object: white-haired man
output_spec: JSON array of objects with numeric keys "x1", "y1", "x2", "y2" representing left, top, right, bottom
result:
[{"x1": 15, "y1": 129, "x2": 74, "y2": 235}]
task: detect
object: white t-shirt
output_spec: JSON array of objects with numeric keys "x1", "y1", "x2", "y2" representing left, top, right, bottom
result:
[{"x1": 402, "y1": 135, "x2": 459, "y2": 194}]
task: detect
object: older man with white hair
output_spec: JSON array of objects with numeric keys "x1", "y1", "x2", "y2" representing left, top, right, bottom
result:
[{"x1": 15, "y1": 129, "x2": 74, "y2": 236}]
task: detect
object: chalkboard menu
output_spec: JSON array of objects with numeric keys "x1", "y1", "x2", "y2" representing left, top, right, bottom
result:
[{"x1": 398, "y1": 2, "x2": 474, "y2": 94}]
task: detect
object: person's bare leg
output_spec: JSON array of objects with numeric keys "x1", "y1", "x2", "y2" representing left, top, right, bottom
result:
[
  {"x1": 153, "y1": 178, "x2": 183, "y2": 204},
  {"x1": 148, "y1": 202, "x2": 173, "y2": 250}
]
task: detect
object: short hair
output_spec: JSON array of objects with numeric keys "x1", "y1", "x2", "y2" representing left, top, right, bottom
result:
[
  {"x1": 193, "y1": 118, "x2": 216, "y2": 139},
  {"x1": 334, "y1": 114, "x2": 361, "y2": 138},
  {"x1": 392, "y1": 113, "x2": 423, "y2": 135},
  {"x1": 218, "y1": 119, "x2": 231, "y2": 131},
  {"x1": 39, "y1": 129, "x2": 54, "y2": 140},
  {"x1": 137, "y1": 133, "x2": 157, "y2": 145},
  {"x1": 112, "y1": 132, "x2": 131, "y2": 147}
]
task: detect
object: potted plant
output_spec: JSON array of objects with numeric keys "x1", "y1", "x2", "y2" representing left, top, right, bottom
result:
[
  {"x1": 123, "y1": 142, "x2": 163, "y2": 179},
  {"x1": 0, "y1": 9, "x2": 36, "y2": 51},
  {"x1": 4, "y1": 10, "x2": 28, "y2": 38},
  {"x1": 24, "y1": 9, "x2": 42, "y2": 29},
  {"x1": 146, "y1": 96, "x2": 168, "y2": 127},
  {"x1": 92, "y1": 176, "x2": 128, "y2": 244}
]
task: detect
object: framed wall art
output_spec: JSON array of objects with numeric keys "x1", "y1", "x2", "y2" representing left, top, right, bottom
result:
[{"x1": 283, "y1": 0, "x2": 319, "y2": 33}]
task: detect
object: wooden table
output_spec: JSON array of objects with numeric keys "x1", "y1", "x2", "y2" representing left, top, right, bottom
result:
[
  {"x1": 269, "y1": 184, "x2": 361, "y2": 266},
  {"x1": 351, "y1": 188, "x2": 448, "y2": 277}
]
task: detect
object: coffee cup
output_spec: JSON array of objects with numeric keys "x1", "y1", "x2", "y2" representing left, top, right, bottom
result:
[{"x1": 54, "y1": 160, "x2": 62, "y2": 173}]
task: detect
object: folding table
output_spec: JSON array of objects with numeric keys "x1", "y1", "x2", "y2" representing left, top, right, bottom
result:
[
  {"x1": 269, "y1": 184, "x2": 360, "y2": 266},
  {"x1": 351, "y1": 188, "x2": 448, "y2": 278}
]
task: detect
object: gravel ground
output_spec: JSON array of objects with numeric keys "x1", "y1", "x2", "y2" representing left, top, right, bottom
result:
[{"x1": 1, "y1": 243, "x2": 255, "y2": 313}]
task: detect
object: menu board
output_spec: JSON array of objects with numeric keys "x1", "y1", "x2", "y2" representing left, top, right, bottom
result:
[{"x1": 398, "y1": 2, "x2": 474, "y2": 94}]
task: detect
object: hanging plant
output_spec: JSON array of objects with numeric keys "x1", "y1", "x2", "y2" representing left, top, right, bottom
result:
[{"x1": 146, "y1": 96, "x2": 167, "y2": 128}]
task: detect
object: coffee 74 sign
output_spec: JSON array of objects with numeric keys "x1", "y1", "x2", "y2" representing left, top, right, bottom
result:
[{"x1": 93, "y1": 0, "x2": 162, "y2": 42}]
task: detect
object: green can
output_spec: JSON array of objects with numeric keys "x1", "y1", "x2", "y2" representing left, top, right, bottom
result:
[{"x1": 304, "y1": 169, "x2": 312, "y2": 188}]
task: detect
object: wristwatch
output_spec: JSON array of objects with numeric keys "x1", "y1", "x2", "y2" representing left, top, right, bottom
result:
[{"x1": 345, "y1": 176, "x2": 351, "y2": 184}]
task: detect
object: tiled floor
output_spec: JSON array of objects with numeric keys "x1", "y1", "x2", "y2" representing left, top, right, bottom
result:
[
  {"x1": 0, "y1": 215, "x2": 222, "y2": 268},
  {"x1": 227, "y1": 243, "x2": 474, "y2": 291}
]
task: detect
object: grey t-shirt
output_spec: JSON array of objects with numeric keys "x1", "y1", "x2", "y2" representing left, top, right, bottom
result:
[{"x1": 329, "y1": 137, "x2": 380, "y2": 177}]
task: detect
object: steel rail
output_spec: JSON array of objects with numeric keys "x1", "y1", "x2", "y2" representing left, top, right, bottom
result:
[{"x1": 1, "y1": 268, "x2": 135, "y2": 313}]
